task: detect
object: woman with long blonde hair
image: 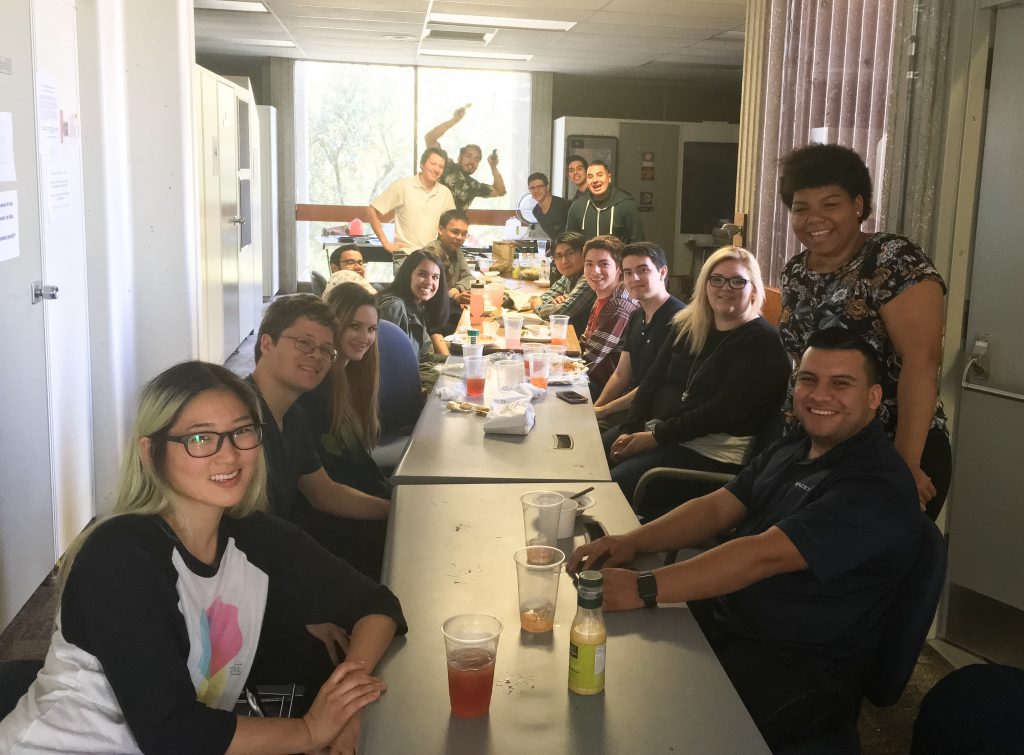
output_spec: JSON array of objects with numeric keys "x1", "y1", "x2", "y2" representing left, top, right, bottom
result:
[
  {"x1": 0, "y1": 361, "x2": 405, "y2": 753},
  {"x1": 604, "y1": 246, "x2": 791, "y2": 519}
]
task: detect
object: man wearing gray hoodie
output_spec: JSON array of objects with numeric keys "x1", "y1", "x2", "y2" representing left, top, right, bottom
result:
[{"x1": 566, "y1": 160, "x2": 644, "y2": 244}]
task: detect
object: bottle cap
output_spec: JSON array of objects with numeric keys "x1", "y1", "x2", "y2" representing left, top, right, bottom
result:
[{"x1": 576, "y1": 570, "x2": 603, "y2": 608}]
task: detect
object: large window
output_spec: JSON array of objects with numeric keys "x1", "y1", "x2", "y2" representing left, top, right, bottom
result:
[{"x1": 297, "y1": 62, "x2": 532, "y2": 279}]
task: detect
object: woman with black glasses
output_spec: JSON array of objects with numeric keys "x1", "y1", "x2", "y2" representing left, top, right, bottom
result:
[
  {"x1": 0, "y1": 361, "x2": 405, "y2": 754},
  {"x1": 603, "y1": 246, "x2": 791, "y2": 518}
]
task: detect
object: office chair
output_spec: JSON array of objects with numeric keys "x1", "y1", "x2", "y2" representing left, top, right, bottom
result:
[
  {"x1": 372, "y1": 319, "x2": 424, "y2": 473},
  {"x1": 0, "y1": 658, "x2": 44, "y2": 719},
  {"x1": 310, "y1": 271, "x2": 328, "y2": 298},
  {"x1": 781, "y1": 514, "x2": 948, "y2": 754}
]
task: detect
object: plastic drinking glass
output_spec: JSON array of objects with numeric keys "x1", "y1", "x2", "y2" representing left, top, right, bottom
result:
[
  {"x1": 546, "y1": 344, "x2": 567, "y2": 380},
  {"x1": 503, "y1": 315, "x2": 524, "y2": 350},
  {"x1": 513, "y1": 546, "x2": 565, "y2": 633},
  {"x1": 557, "y1": 496, "x2": 579, "y2": 539},
  {"x1": 495, "y1": 359, "x2": 524, "y2": 391},
  {"x1": 528, "y1": 351, "x2": 551, "y2": 389},
  {"x1": 442, "y1": 614, "x2": 503, "y2": 718},
  {"x1": 464, "y1": 356, "x2": 487, "y2": 397},
  {"x1": 477, "y1": 257, "x2": 492, "y2": 274},
  {"x1": 462, "y1": 343, "x2": 484, "y2": 360},
  {"x1": 521, "y1": 490, "x2": 564, "y2": 547},
  {"x1": 549, "y1": 315, "x2": 569, "y2": 346},
  {"x1": 487, "y1": 280, "x2": 505, "y2": 308},
  {"x1": 522, "y1": 343, "x2": 545, "y2": 376}
]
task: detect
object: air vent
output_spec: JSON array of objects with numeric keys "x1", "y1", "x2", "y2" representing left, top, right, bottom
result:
[{"x1": 426, "y1": 29, "x2": 489, "y2": 43}]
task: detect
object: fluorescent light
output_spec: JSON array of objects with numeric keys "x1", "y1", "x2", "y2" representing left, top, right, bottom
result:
[
  {"x1": 428, "y1": 12, "x2": 575, "y2": 32},
  {"x1": 206, "y1": 38, "x2": 295, "y2": 47},
  {"x1": 420, "y1": 49, "x2": 533, "y2": 61},
  {"x1": 194, "y1": 0, "x2": 268, "y2": 11}
]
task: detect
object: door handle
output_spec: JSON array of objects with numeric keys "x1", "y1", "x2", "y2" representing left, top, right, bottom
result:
[
  {"x1": 31, "y1": 280, "x2": 59, "y2": 304},
  {"x1": 230, "y1": 216, "x2": 246, "y2": 225},
  {"x1": 961, "y1": 356, "x2": 1024, "y2": 404}
]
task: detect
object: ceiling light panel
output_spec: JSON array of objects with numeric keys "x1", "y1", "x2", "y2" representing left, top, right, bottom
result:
[
  {"x1": 428, "y1": 12, "x2": 575, "y2": 32},
  {"x1": 194, "y1": 0, "x2": 268, "y2": 11},
  {"x1": 420, "y1": 49, "x2": 533, "y2": 61}
]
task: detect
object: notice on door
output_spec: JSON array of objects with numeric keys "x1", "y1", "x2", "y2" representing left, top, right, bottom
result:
[
  {"x1": 0, "y1": 190, "x2": 19, "y2": 262},
  {"x1": 36, "y1": 73, "x2": 59, "y2": 156},
  {"x1": 0, "y1": 112, "x2": 15, "y2": 183}
]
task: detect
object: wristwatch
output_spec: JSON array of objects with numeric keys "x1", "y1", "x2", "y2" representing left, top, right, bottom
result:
[{"x1": 636, "y1": 570, "x2": 658, "y2": 608}]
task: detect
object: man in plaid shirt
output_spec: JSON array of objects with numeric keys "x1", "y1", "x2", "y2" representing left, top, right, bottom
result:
[
  {"x1": 531, "y1": 231, "x2": 595, "y2": 335},
  {"x1": 580, "y1": 235, "x2": 640, "y2": 398}
]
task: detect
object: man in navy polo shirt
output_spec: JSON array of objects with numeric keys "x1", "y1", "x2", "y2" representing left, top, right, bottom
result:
[{"x1": 569, "y1": 328, "x2": 921, "y2": 749}]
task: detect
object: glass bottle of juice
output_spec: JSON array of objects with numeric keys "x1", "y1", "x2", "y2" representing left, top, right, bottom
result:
[
  {"x1": 568, "y1": 571, "x2": 606, "y2": 695},
  {"x1": 470, "y1": 281, "x2": 485, "y2": 326}
]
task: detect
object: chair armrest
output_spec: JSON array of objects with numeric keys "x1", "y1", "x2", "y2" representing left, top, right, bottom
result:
[{"x1": 633, "y1": 467, "x2": 736, "y2": 512}]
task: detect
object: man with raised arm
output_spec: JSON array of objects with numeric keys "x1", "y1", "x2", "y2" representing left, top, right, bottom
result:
[
  {"x1": 569, "y1": 328, "x2": 921, "y2": 750},
  {"x1": 424, "y1": 105, "x2": 507, "y2": 211}
]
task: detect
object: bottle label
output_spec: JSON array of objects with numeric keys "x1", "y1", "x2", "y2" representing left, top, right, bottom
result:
[{"x1": 568, "y1": 641, "x2": 606, "y2": 691}]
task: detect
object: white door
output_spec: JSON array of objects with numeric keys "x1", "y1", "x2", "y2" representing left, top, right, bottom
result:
[
  {"x1": 0, "y1": 0, "x2": 57, "y2": 629},
  {"x1": 943, "y1": 3, "x2": 1024, "y2": 663},
  {"x1": 32, "y1": 0, "x2": 95, "y2": 553}
]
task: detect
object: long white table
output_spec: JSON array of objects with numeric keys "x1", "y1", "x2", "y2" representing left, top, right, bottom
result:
[
  {"x1": 361, "y1": 483, "x2": 769, "y2": 753},
  {"x1": 391, "y1": 361, "x2": 612, "y2": 485}
]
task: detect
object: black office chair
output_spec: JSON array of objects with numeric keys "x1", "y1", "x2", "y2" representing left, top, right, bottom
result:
[
  {"x1": 0, "y1": 659, "x2": 44, "y2": 719},
  {"x1": 781, "y1": 514, "x2": 949, "y2": 754},
  {"x1": 310, "y1": 271, "x2": 328, "y2": 298}
]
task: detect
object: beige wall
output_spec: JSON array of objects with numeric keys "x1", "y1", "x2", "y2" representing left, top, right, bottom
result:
[{"x1": 552, "y1": 74, "x2": 741, "y2": 123}]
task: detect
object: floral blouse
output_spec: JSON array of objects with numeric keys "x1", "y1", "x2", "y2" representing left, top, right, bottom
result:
[{"x1": 779, "y1": 232, "x2": 947, "y2": 434}]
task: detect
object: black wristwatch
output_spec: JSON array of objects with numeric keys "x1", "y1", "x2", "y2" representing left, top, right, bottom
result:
[{"x1": 637, "y1": 570, "x2": 658, "y2": 608}]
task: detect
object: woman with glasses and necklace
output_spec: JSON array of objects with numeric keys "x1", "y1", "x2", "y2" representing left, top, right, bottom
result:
[
  {"x1": 0, "y1": 361, "x2": 406, "y2": 754},
  {"x1": 778, "y1": 143, "x2": 950, "y2": 519},
  {"x1": 603, "y1": 246, "x2": 791, "y2": 518}
]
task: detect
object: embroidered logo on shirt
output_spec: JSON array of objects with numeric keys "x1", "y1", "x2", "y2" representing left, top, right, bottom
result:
[{"x1": 794, "y1": 481, "x2": 813, "y2": 492}]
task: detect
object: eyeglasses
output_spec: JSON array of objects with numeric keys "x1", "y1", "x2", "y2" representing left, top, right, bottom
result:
[
  {"x1": 159, "y1": 424, "x2": 264, "y2": 458},
  {"x1": 339, "y1": 258, "x2": 364, "y2": 268},
  {"x1": 280, "y1": 334, "x2": 339, "y2": 363},
  {"x1": 707, "y1": 274, "x2": 750, "y2": 290},
  {"x1": 552, "y1": 251, "x2": 581, "y2": 262},
  {"x1": 528, "y1": 183, "x2": 548, "y2": 191}
]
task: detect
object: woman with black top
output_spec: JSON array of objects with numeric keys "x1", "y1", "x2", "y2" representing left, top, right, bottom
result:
[
  {"x1": 0, "y1": 361, "x2": 406, "y2": 754},
  {"x1": 604, "y1": 246, "x2": 791, "y2": 516}
]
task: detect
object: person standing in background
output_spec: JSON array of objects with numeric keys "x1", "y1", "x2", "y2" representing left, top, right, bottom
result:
[
  {"x1": 567, "y1": 161, "x2": 644, "y2": 244},
  {"x1": 424, "y1": 105, "x2": 507, "y2": 211},
  {"x1": 527, "y1": 172, "x2": 572, "y2": 240}
]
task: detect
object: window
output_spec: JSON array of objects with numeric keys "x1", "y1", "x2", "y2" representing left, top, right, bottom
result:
[{"x1": 296, "y1": 62, "x2": 532, "y2": 279}]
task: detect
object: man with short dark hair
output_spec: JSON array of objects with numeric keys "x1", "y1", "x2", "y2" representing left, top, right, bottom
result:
[
  {"x1": 425, "y1": 106, "x2": 506, "y2": 211},
  {"x1": 367, "y1": 147, "x2": 456, "y2": 260},
  {"x1": 248, "y1": 294, "x2": 390, "y2": 576},
  {"x1": 566, "y1": 160, "x2": 644, "y2": 244},
  {"x1": 566, "y1": 154, "x2": 589, "y2": 200},
  {"x1": 594, "y1": 242, "x2": 683, "y2": 424},
  {"x1": 527, "y1": 172, "x2": 572, "y2": 240},
  {"x1": 422, "y1": 209, "x2": 475, "y2": 345},
  {"x1": 529, "y1": 231, "x2": 595, "y2": 337},
  {"x1": 329, "y1": 244, "x2": 365, "y2": 276},
  {"x1": 570, "y1": 328, "x2": 921, "y2": 750}
]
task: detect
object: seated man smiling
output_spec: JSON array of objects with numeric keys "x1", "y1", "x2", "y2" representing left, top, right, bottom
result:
[{"x1": 569, "y1": 328, "x2": 921, "y2": 750}]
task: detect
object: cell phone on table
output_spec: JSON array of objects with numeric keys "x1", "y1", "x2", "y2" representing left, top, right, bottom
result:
[{"x1": 557, "y1": 390, "x2": 589, "y2": 404}]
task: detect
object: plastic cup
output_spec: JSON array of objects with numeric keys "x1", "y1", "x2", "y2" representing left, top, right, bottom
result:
[
  {"x1": 495, "y1": 359, "x2": 524, "y2": 391},
  {"x1": 549, "y1": 315, "x2": 569, "y2": 346},
  {"x1": 513, "y1": 546, "x2": 565, "y2": 633},
  {"x1": 521, "y1": 490, "x2": 564, "y2": 547},
  {"x1": 464, "y1": 356, "x2": 487, "y2": 397},
  {"x1": 462, "y1": 343, "x2": 484, "y2": 360},
  {"x1": 522, "y1": 343, "x2": 545, "y2": 375},
  {"x1": 487, "y1": 280, "x2": 505, "y2": 308},
  {"x1": 503, "y1": 315, "x2": 524, "y2": 350},
  {"x1": 557, "y1": 496, "x2": 579, "y2": 539},
  {"x1": 442, "y1": 614, "x2": 503, "y2": 718},
  {"x1": 528, "y1": 351, "x2": 551, "y2": 389},
  {"x1": 477, "y1": 256, "x2": 492, "y2": 274},
  {"x1": 546, "y1": 344, "x2": 567, "y2": 380}
]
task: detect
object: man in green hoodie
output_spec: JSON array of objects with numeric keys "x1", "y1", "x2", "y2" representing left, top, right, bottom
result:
[{"x1": 566, "y1": 160, "x2": 644, "y2": 244}]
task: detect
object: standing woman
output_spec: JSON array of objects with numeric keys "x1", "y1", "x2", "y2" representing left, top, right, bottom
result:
[
  {"x1": 0, "y1": 361, "x2": 405, "y2": 754},
  {"x1": 778, "y1": 143, "x2": 950, "y2": 518}
]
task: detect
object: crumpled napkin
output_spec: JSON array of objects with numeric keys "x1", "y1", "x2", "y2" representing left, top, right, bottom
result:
[
  {"x1": 436, "y1": 385, "x2": 467, "y2": 402},
  {"x1": 482, "y1": 398, "x2": 536, "y2": 435},
  {"x1": 493, "y1": 383, "x2": 546, "y2": 403}
]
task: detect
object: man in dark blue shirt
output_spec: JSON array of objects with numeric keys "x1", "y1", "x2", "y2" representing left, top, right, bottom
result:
[{"x1": 570, "y1": 328, "x2": 921, "y2": 749}]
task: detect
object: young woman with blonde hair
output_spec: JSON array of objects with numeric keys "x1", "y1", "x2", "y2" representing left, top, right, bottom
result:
[
  {"x1": 604, "y1": 246, "x2": 791, "y2": 519},
  {"x1": 0, "y1": 361, "x2": 405, "y2": 753}
]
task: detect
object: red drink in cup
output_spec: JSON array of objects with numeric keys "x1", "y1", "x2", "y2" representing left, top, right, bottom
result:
[
  {"x1": 464, "y1": 356, "x2": 487, "y2": 397},
  {"x1": 447, "y1": 648, "x2": 497, "y2": 718},
  {"x1": 466, "y1": 376, "x2": 485, "y2": 396},
  {"x1": 549, "y1": 315, "x2": 569, "y2": 347},
  {"x1": 528, "y1": 352, "x2": 551, "y2": 389}
]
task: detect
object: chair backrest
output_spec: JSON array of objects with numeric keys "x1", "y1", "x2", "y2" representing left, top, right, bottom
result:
[
  {"x1": 762, "y1": 286, "x2": 782, "y2": 326},
  {"x1": 376, "y1": 319, "x2": 423, "y2": 433},
  {"x1": 310, "y1": 270, "x2": 328, "y2": 298},
  {"x1": 864, "y1": 514, "x2": 947, "y2": 707}
]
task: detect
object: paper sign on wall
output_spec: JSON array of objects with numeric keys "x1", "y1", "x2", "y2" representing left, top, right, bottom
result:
[
  {"x1": 0, "y1": 113, "x2": 15, "y2": 182},
  {"x1": 0, "y1": 190, "x2": 19, "y2": 262},
  {"x1": 37, "y1": 73, "x2": 59, "y2": 156},
  {"x1": 45, "y1": 159, "x2": 72, "y2": 220}
]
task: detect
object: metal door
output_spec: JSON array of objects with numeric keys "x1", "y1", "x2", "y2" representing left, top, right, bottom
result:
[{"x1": 944, "y1": 3, "x2": 1024, "y2": 659}]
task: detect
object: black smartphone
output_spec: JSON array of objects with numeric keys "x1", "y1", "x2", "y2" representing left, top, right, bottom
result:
[{"x1": 557, "y1": 390, "x2": 589, "y2": 404}]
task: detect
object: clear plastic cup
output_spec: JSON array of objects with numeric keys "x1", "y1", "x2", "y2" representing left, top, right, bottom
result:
[
  {"x1": 503, "y1": 315, "x2": 524, "y2": 350},
  {"x1": 528, "y1": 351, "x2": 551, "y2": 389},
  {"x1": 442, "y1": 614, "x2": 503, "y2": 718},
  {"x1": 462, "y1": 343, "x2": 484, "y2": 360},
  {"x1": 549, "y1": 315, "x2": 569, "y2": 346},
  {"x1": 464, "y1": 355, "x2": 487, "y2": 397},
  {"x1": 546, "y1": 344, "x2": 567, "y2": 380},
  {"x1": 495, "y1": 359, "x2": 524, "y2": 391},
  {"x1": 522, "y1": 343, "x2": 545, "y2": 376},
  {"x1": 557, "y1": 496, "x2": 579, "y2": 538},
  {"x1": 521, "y1": 490, "x2": 564, "y2": 547},
  {"x1": 487, "y1": 280, "x2": 505, "y2": 308},
  {"x1": 513, "y1": 546, "x2": 565, "y2": 633},
  {"x1": 477, "y1": 256, "x2": 492, "y2": 274}
]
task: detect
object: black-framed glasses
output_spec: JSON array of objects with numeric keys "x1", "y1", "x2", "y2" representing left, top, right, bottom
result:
[
  {"x1": 159, "y1": 424, "x2": 264, "y2": 458},
  {"x1": 552, "y1": 250, "x2": 581, "y2": 262},
  {"x1": 528, "y1": 183, "x2": 548, "y2": 191},
  {"x1": 707, "y1": 274, "x2": 750, "y2": 290},
  {"x1": 280, "y1": 334, "x2": 338, "y2": 363},
  {"x1": 339, "y1": 258, "x2": 364, "y2": 268}
]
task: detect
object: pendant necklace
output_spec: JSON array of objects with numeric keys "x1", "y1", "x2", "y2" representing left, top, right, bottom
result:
[{"x1": 680, "y1": 327, "x2": 739, "y2": 403}]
